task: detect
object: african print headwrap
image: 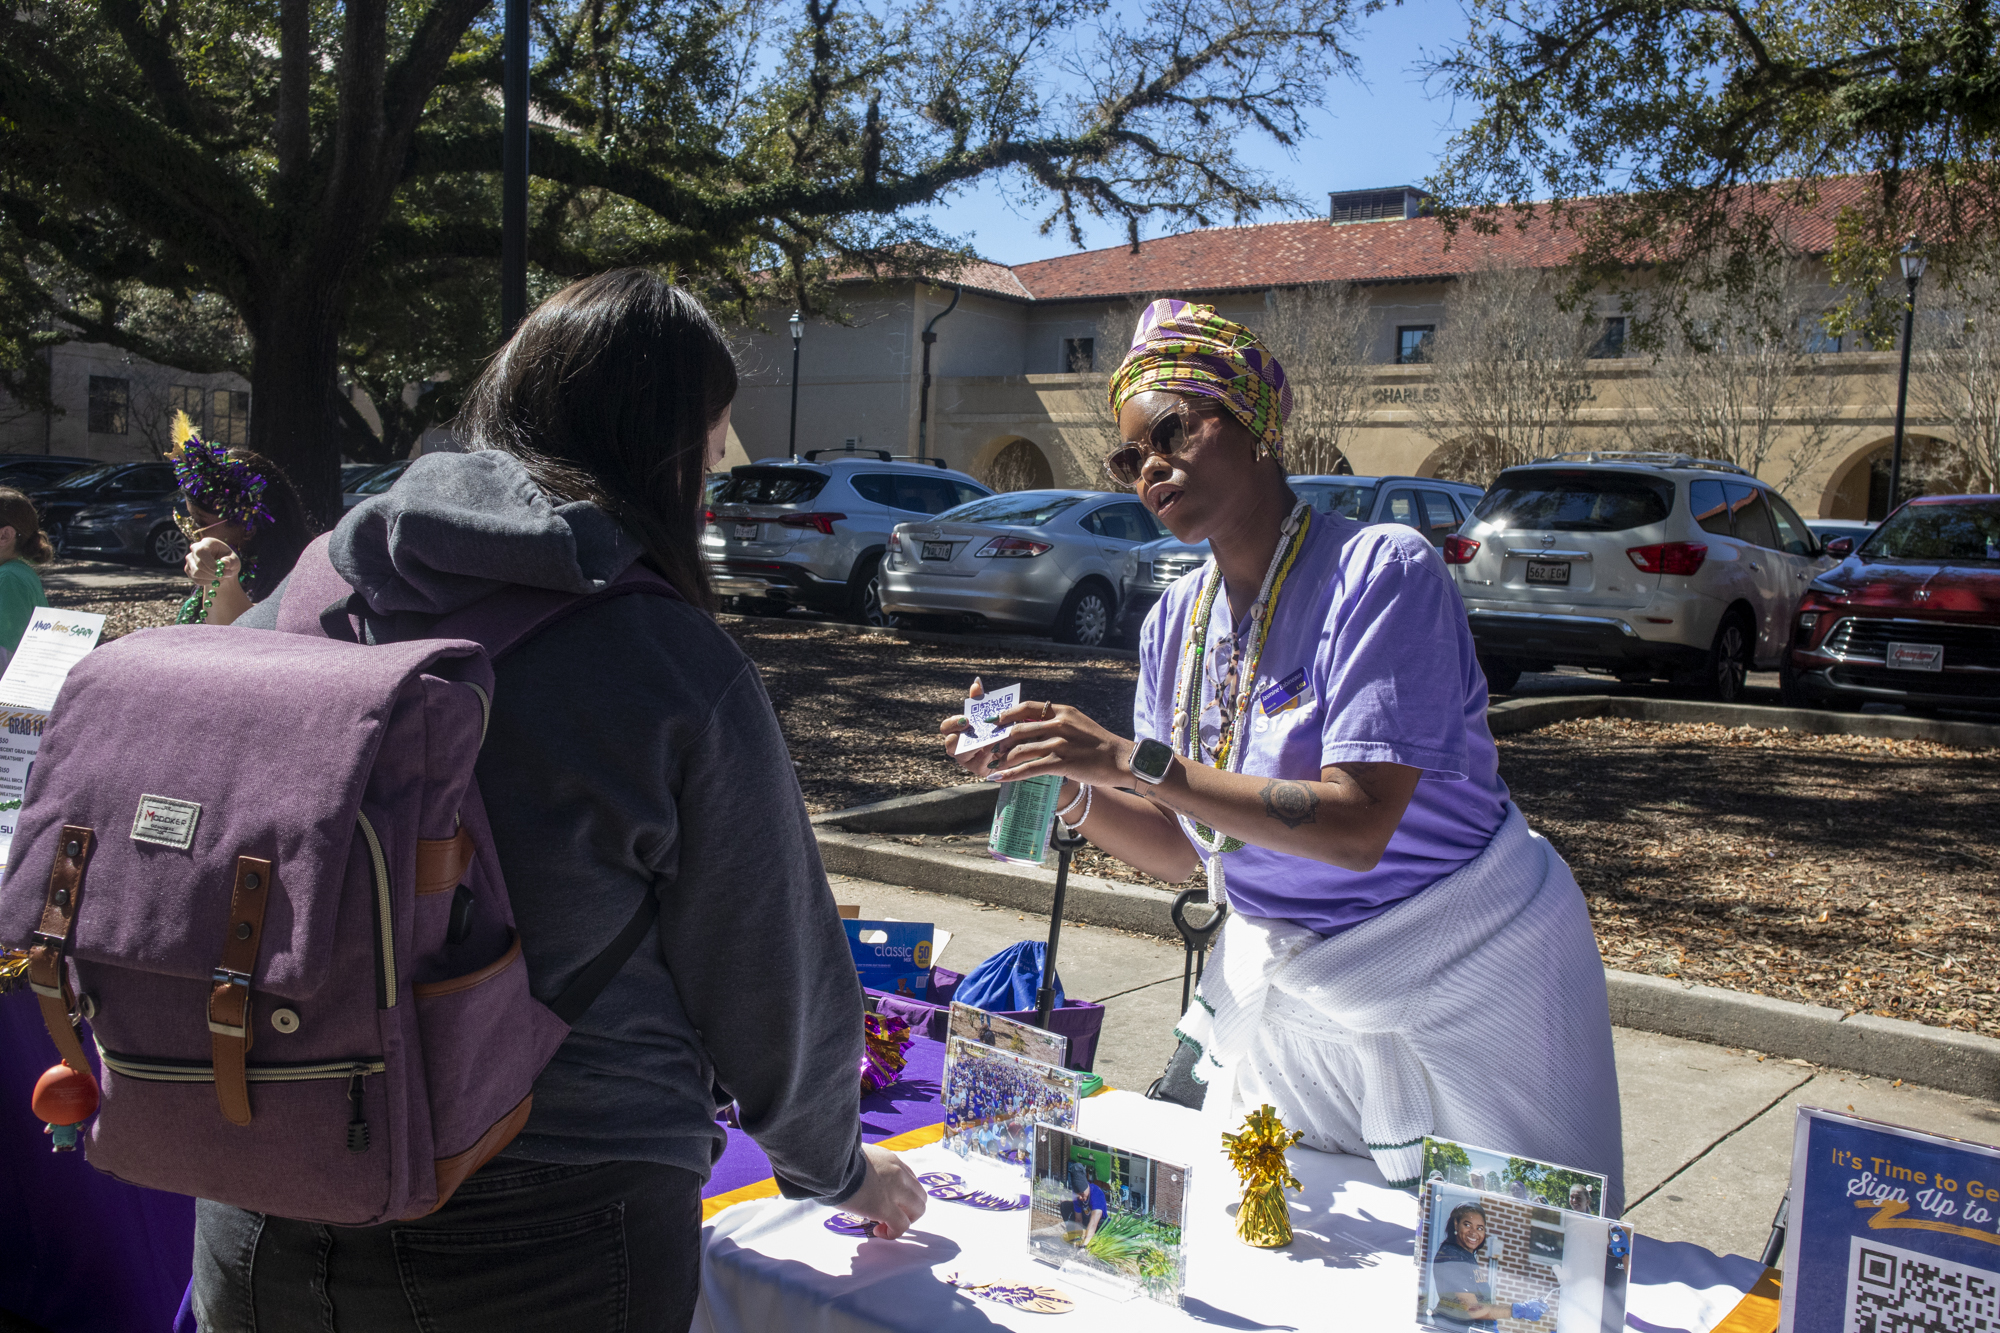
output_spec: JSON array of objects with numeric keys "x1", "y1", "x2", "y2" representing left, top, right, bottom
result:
[{"x1": 1107, "y1": 299, "x2": 1293, "y2": 459}]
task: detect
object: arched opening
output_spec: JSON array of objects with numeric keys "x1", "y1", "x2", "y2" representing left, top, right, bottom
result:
[
  {"x1": 1820, "y1": 435, "x2": 1958, "y2": 520},
  {"x1": 976, "y1": 436, "x2": 1054, "y2": 492},
  {"x1": 1416, "y1": 435, "x2": 1512, "y2": 487}
]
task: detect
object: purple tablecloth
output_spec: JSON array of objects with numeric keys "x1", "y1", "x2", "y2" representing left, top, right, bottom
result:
[
  {"x1": 1, "y1": 991, "x2": 195, "y2": 1333},
  {"x1": 705, "y1": 1033, "x2": 947, "y2": 1200},
  {"x1": 1, "y1": 1008, "x2": 949, "y2": 1329}
]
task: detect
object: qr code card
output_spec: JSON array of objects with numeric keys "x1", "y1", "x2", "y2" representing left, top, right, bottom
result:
[{"x1": 1845, "y1": 1235, "x2": 2000, "y2": 1333}]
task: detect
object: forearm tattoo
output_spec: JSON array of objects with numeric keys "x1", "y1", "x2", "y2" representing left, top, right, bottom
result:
[{"x1": 1259, "y1": 779, "x2": 1319, "y2": 829}]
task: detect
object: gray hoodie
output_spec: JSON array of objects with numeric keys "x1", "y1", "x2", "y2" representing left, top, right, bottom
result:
[{"x1": 239, "y1": 451, "x2": 867, "y2": 1201}]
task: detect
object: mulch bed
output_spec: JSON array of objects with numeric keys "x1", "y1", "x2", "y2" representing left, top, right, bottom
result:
[{"x1": 60, "y1": 605, "x2": 2000, "y2": 1035}]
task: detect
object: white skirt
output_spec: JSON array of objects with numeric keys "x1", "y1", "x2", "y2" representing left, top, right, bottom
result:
[{"x1": 1175, "y1": 803, "x2": 1625, "y2": 1212}]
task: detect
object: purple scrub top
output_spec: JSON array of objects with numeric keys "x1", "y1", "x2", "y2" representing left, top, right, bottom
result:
[{"x1": 1134, "y1": 511, "x2": 1510, "y2": 937}]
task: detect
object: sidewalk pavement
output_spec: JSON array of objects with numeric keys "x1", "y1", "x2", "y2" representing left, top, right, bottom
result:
[{"x1": 833, "y1": 874, "x2": 2000, "y2": 1262}]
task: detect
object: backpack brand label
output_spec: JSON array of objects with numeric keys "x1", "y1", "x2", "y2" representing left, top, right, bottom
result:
[{"x1": 131, "y1": 794, "x2": 201, "y2": 850}]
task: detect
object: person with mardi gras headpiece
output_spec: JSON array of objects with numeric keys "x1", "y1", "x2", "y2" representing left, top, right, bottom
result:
[
  {"x1": 943, "y1": 299, "x2": 1623, "y2": 1211},
  {"x1": 165, "y1": 411, "x2": 312, "y2": 625}
]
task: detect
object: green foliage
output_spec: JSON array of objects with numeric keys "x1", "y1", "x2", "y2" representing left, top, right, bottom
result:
[
  {"x1": 1424, "y1": 0, "x2": 2000, "y2": 326},
  {"x1": 1423, "y1": 1139, "x2": 1475, "y2": 1178},
  {"x1": 0, "y1": 0, "x2": 1372, "y2": 507},
  {"x1": 1503, "y1": 1157, "x2": 1602, "y2": 1212}
]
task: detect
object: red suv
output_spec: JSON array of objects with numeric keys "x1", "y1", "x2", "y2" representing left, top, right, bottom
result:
[{"x1": 1783, "y1": 495, "x2": 2000, "y2": 711}]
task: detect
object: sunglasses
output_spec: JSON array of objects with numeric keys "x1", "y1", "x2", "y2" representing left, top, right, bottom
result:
[{"x1": 1103, "y1": 400, "x2": 1217, "y2": 487}]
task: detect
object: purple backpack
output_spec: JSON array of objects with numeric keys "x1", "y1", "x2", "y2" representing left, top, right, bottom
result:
[{"x1": 0, "y1": 536, "x2": 672, "y2": 1223}]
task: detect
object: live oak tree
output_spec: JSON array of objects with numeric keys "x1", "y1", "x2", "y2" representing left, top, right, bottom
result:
[
  {"x1": 1424, "y1": 0, "x2": 2000, "y2": 331},
  {"x1": 0, "y1": 0, "x2": 1371, "y2": 518}
]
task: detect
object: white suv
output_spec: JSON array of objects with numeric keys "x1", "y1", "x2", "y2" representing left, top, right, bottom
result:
[
  {"x1": 704, "y1": 451, "x2": 991, "y2": 624},
  {"x1": 1445, "y1": 453, "x2": 1833, "y2": 700}
]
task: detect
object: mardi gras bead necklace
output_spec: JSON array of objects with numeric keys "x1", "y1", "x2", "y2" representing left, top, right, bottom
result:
[{"x1": 1167, "y1": 501, "x2": 1312, "y2": 899}]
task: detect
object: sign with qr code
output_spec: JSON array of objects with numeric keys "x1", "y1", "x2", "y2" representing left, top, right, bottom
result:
[{"x1": 1782, "y1": 1106, "x2": 2000, "y2": 1332}]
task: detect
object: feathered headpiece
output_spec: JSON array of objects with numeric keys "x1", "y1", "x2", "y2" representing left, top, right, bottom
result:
[{"x1": 168, "y1": 411, "x2": 273, "y2": 534}]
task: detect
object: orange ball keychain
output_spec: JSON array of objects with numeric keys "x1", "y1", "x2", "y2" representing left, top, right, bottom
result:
[{"x1": 32, "y1": 1063, "x2": 100, "y2": 1152}]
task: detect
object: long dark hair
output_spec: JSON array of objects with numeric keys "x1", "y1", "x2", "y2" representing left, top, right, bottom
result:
[
  {"x1": 230, "y1": 449, "x2": 311, "y2": 600},
  {"x1": 458, "y1": 269, "x2": 738, "y2": 606}
]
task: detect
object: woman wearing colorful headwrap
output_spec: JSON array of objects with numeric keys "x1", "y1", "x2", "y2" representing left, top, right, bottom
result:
[
  {"x1": 166, "y1": 412, "x2": 313, "y2": 625},
  {"x1": 942, "y1": 299, "x2": 1623, "y2": 1207}
]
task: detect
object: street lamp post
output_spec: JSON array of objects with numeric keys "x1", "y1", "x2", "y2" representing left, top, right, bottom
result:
[
  {"x1": 787, "y1": 311, "x2": 804, "y2": 459},
  {"x1": 1889, "y1": 238, "x2": 1928, "y2": 513}
]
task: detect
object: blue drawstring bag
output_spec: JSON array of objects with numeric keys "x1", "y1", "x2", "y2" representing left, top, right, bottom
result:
[{"x1": 953, "y1": 941, "x2": 1064, "y2": 1013}]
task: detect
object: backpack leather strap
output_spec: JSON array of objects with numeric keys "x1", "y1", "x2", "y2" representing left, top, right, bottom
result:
[
  {"x1": 416, "y1": 827, "x2": 475, "y2": 897},
  {"x1": 26, "y1": 826, "x2": 95, "y2": 1075},
  {"x1": 207, "y1": 855, "x2": 274, "y2": 1126}
]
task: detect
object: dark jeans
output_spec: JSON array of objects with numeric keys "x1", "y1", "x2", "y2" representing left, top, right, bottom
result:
[{"x1": 192, "y1": 1158, "x2": 703, "y2": 1333}]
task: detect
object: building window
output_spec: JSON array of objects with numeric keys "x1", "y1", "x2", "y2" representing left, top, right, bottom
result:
[
  {"x1": 87, "y1": 376, "x2": 130, "y2": 434},
  {"x1": 168, "y1": 384, "x2": 206, "y2": 432},
  {"x1": 1396, "y1": 326, "x2": 1435, "y2": 365},
  {"x1": 1802, "y1": 315, "x2": 1843, "y2": 353},
  {"x1": 1592, "y1": 316, "x2": 1627, "y2": 359},
  {"x1": 1063, "y1": 337, "x2": 1094, "y2": 372},
  {"x1": 210, "y1": 389, "x2": 250, "y2": 445}
]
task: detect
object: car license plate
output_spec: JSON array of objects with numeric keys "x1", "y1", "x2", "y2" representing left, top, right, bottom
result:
[
  {"x1": 1525, "y1": 560, "x2": 1570, "y2": 586},
  {"x1": 921, "y1": 541, "x2": 954, "y2": 562},
  {"x1": 1886, "y1": 641, "x2": 1944, "y2": 672},
  {"x1": 733, "y1": 522, "x2": 758, "y2": 541}
]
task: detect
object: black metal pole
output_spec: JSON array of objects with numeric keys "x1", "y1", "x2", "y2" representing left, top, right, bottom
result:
[
  {"x1": 1037, "y1": 823, "x2": 1086, "y2": 1032},
  {"x1": 788, "y1": 331, "x2": 801, "y2": 458},
  {"x1": 916, "y1": 285, "x2": 960, "y2": 461},
  {"x1": 1759, "y1": 1193, "x2": 1790, "y2": 1268},
  {"x1": 500, "y1": 0, "x2": 529, "y2": 338},
  {"x1": 1889, "y1": 273, "x2": 1919, "y2": 513}
]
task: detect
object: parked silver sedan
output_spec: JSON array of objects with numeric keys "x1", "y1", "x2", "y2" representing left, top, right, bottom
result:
[{"x1": 880, "y1": 489, "x2": 1165, "y2": 645}]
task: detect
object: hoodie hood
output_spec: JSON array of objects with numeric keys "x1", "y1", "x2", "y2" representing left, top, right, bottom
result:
[{"x1": 331, "y1": 450, "x2": 642, "y2": 616}]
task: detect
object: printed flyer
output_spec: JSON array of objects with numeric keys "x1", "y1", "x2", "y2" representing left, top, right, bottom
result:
[
  {"x1": 1780, "y1": 1105, "x2": 2000, "y2": 1332},
  {"x1": 0, "y1": 607, "x2": 106, "y2": 877}
]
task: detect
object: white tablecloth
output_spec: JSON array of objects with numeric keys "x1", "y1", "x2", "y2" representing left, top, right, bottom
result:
[{"x1": 694, "y1": 1092, "x2": 1775, "y2": 1333}]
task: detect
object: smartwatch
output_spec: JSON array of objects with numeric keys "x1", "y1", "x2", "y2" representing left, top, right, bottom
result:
[{"x1": 1127, "y1": 737, "x2": 1174, "y2": 785}]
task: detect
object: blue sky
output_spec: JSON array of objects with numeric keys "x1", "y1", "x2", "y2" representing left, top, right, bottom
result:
[{"x1": 911, "y1": 1, "x2": 1475, "y2": 265}]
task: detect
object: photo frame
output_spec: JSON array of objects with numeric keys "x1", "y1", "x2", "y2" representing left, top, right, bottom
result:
[
  {"x1": 1028, "y1": 1123, "x2": 1188, "y2": 1308},
  {"x1": 1420, "y1": 1137, "x2": 1608, "y2": 1217},
  {"x1": 940, "y1": 1037, "x2": 1080, "y2": 1173},
  {"x1": 948, "y1": 1001, "x2": 1070, "y2": 1069},
  {"x1": 1415, "y1": 1181, "x2": 1629, "y2": 1332}
]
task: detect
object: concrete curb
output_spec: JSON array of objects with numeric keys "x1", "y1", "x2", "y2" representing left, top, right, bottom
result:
[
  {"x1": 814, "y1": 829, "x2": 1182, "y2": 937},
  {"x1": 718, "y1": 612, "x2": 1140, "y2": 663},
  {"x1": 813, "y1": 823, "x2": 2000, "y2": 1101},
  {"x1": 1488, "y1": 694, "x2": 2000, "y2": 747},
  {"x1": 811, "y1": 784, "x2": 995, "y2": 834},
  {"x1": 1606, "y1": 972, "x2": 2000, "y2": 1102}
]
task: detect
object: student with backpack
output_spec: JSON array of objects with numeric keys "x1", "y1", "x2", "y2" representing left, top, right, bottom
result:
[{"x1": 0, "y1": 270, "x2": 920, "y2": 1331}]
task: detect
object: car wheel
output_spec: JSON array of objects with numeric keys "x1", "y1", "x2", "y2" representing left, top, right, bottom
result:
[
  {"x1": 848, "y1": 555, "x2": 889, "y2": 628},
  {"x1": 1477, "y1": 657, "x2": 1522, "y2": 696},
  {"x1": 45, "y1": 520, "x2": 67, "y2": 559},
  {"x1": 1053, "y1": 581, "x2": 1114, "y2": 647},
  {"x1": 1687, "y1": 612, "x2": 1753, "y2": 702},
  {"x1": 147, "y1": 522, "x2": 190, "y2": 569}
]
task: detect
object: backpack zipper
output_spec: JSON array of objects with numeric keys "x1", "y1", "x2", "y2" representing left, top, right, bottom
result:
[
  {"x1": 98, "y1": 1048, "x2": 387, "y2": 1083},
  {"x1": 355, "y1": 811, "x2": 396, "y2": 1007}
]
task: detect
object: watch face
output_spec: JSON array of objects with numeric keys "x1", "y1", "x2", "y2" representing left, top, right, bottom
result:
[{"x1": 1130, "y1": 737, "x2": 1173, "y2": 782}]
